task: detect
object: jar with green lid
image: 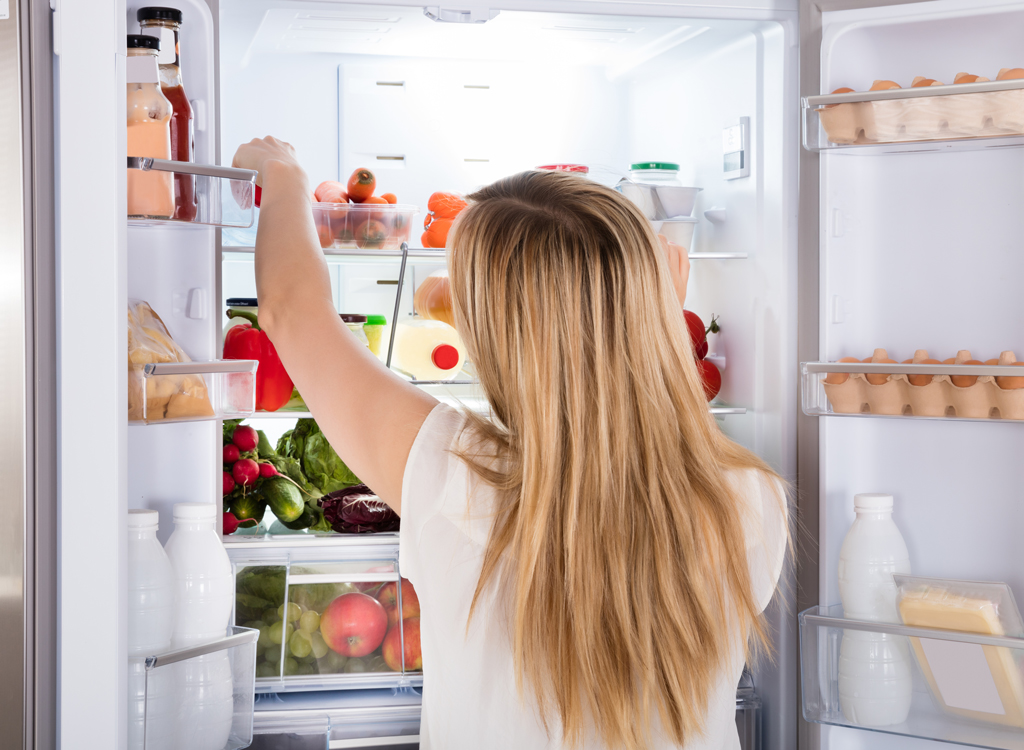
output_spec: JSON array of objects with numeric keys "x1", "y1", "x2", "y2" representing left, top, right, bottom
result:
[
  {"x1": 628, "y1": 161, "x2": 683, "y2": 185},
  {"x1": 340, "y1": 314, "x2": 369, "y2": 347},
  {"x1": 363, "y1": 314, "x2": 387, "y2": 357}
]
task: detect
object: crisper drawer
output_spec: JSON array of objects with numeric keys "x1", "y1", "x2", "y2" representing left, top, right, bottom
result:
[
  {"x1": 251, "y1": 689, "x2": 421, "y2": 749},
  {"x1": 226, "y1": 537, "x2": 422, "y2": 693}
]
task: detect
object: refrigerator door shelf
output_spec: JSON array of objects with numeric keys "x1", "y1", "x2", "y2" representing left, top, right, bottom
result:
[
  {"x1": 130, "y1": 359, "x2": 258, "y2": 425},
  {"x1": 802, "y1": 361, "x2": 1024, "y2": 423},
  {"x1": 800, "y1": 605, "x2": 1024, "y2": 750},
  {"x1": 803, "y1": 78, "x2": 1024, "y2": 153},
  {"x1": 127, "y1": 157, "x2": 257, "y2": 228}
]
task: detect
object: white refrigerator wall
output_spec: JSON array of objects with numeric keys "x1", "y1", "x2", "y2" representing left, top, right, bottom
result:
[{"x1": 817, "y1": 1, "x2": 1024, "y2": 749}]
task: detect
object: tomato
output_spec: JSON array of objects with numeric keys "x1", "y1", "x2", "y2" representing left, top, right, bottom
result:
[
  {"x1": 697, "y1": 359, "x2": 721, "y2": 401},
  {"x1": 683, "y1": 310, "x2": 708, "y2": 360}
]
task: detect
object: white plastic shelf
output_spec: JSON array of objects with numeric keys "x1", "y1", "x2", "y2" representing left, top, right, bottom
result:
[
  {"x1": 802, "y1": 361, "x2": 1024, "y2": 423},
  {"x1": 803, "y1": 78, "x2": 1024, "y2": 154},
  {"x1": 128, "y1": 157, "x2": 257, "y2": 228},
  {"x1": 801, "y1": 605, "x2": 1024, "y2": 750},
  {"x1": 130, "y1": 359, "x2": 258, "y2": 425}
]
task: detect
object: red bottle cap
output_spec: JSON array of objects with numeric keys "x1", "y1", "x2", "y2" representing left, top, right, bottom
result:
[
  {"x1": 431, "y1": 344, "x2": 459, "y2": 371},
  {"x1": 254, "y1": 184, "x2": 262, "y2": 207},
  {"x1": 536, "y1": 164, "x2": 589, "y2": 174}
]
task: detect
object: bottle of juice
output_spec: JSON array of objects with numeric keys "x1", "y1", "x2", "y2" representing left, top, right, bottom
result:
[
  {"x1": 127, "y1": 35, "x2": 174, "y2": 219},
  {"x1": 139, "y1": 7, "x2": 196, "y2": 221}
]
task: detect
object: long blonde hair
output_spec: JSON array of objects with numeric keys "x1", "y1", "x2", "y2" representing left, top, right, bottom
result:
[{"x1": 447, "y1": 170, "x2": 784, "y2": 749}]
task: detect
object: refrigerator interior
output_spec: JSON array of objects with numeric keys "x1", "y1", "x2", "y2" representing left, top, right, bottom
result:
[{"x1": 813, "y1": 1, "x2": 1024, "y2": 749}]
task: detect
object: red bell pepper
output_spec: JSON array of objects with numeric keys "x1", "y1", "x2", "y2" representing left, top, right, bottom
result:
[{"x1": 224, "y1": 310, "x2": 293, "y2": 412}]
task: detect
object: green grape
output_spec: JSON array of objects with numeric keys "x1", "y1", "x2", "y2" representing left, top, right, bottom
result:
[
  {"x1": 366, "y1": 655, "x2": 388, "y2": 672},
  {"x1": 310, "y1": 632, "x2": 329, "y2": 660},
  {"x1": 343, "y1": 657, "x2": 368, "y2": 673},
  {"x1": 268, "y1": 621, "x2": 294, "y2": 645},
  {"x1": 244, "y1": 620, "x2": 265, "y2": 630},
  {"x1": 257, "y1": 625, "x2": 273, "y2": 650},
  {"x1": 296, "y1": 661, "x2": 316, "y2": 676},
  {"x1": 320, "y1": 649, "x2": 347, "y2": 673},
  {"x1": 277, "y1": 602, "x2": 302, "y2": 623},
  {"x1": 283, "y1": 657, "x2": 299, "y2": 675},
  {"x1": 289, "y1": 630, "x2": 313, "y2": 659},
  {"x1": 262, "y1": 608, "x2": 280, "y2": 624},
  {"x1": 298, "y1": 610, "x2": 320, "y2": 633},
  {"x1": 255, "y1": 662, "x2": 278, "y2": 678},
  {"x1": 265, "y1": 644, "x2": 282, "y2": 664}
]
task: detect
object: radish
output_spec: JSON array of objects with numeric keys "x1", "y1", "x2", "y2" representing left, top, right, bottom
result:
[
  {"x1": 223, "y1": 511, "x2": 242, "y2": 535},
  {"x1": 232, "y1": 425, "x2": 258, "y2": 453},
  {"x1": 223, "y1": 443, "x2": 240, "y2": 464},
  {"x1": 259, "y1": 462, "x2": 278, "y2": 478},
  {"x1": 232, "y1": 458, "x2": 259, "y2": 487},
  {"x1": 223, "y1": 471, "x2": 236, "y2": 496}
]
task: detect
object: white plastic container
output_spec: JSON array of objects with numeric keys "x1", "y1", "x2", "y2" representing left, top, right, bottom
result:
[
  {"x1": 650, "y1": 218, "x2": 698, "y2": 251},
  {"x1": 392, "y1": 318, "x2": 466, "y2": 382},
  {"x1": 616, "y1": 178, "x2": 703, "y2": 220},
  {"x1": 178, "y1": 652, "x2": 235, "y2": 750},
  {"x1": 837, "y1": 493, "x2": 913, "y2": 727},
  {"x1": 164, "y1": 502, "x2": 234, "y2": 645},
  {"x1": 127, "y1": 510, "x2": 176, "y2": 750}
]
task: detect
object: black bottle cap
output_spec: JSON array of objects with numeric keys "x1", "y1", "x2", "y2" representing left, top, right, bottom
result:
[
  {"x1": 137, "y1": 7, "x2": 183, "y2": 23},
  {"x1": 127, "y1": 34, "x2": 160, "y2": 50}
]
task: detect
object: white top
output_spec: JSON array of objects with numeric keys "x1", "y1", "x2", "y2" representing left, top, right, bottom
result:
[{"x1": 400, "y1": 404, "x2": 788, "y2": 750}]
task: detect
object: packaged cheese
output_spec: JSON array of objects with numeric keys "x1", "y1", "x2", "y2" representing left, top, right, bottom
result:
[
  {"x1": 896, "y1": 575, "x2": 1024, "y2": 728},
  {"x1": 128, "y1": 300, "x2": 214, "y2": 422}
]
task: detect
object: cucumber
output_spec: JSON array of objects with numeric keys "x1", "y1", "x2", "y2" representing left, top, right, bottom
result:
[
  {"x1": 261, "y1": 476, "x2": 304, "y2": 523},
  {"x1": 230, "y1": 492, "x2": 267, "y2": 523}
]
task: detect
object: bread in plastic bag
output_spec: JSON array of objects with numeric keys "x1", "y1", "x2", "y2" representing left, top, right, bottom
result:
[{"x1": 128, "y1": 300, "x2": 214, "y2": 422}]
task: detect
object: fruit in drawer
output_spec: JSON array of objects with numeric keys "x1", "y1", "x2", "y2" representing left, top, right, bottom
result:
[
  {"x1": 320, "y1": 592, "x2": 388, "y2": 657},
  {"x1": 347, "y1": 168, "x2": 376, "y2": 203},
  {"x1": 864, "y1": 349, "x2": 896, "y2": 385},
  {"x1": 377, "y1": 579, "x2": 420, "y2": 627},
  {"x1": 382, "y1": 617, "x2": 422, "y2": 671},
  {"x1": 314, "y1": 180, "x2": 348, "y2": 204},
  {"x1": 824, "y1": 357, "x2": 862, "y2": 385}
]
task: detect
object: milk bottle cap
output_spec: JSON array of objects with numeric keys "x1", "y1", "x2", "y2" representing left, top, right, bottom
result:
[
  {"x1": 854, "y1": 493, "x2": 893, "y2": 511},
  {"x1": 173, "y1": 502, "x2": 217, "y2": 521},
  {"x1": 128, "y1": 509, "x2": 159, "y2": 529}
]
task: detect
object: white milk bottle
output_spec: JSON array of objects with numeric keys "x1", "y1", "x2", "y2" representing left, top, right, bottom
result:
[
  {"x1": 837, "y1": 493, "x2": 912, "y2": 727},
  {"x1": 392, "y1": 317, "x2": 466, "y2": 381},
  {"x1": 164, "y1": 503, "x2": 235, "y2": 750},
  {"x1": 127, "y1": 510, "x2": 176, "y2": 750}
]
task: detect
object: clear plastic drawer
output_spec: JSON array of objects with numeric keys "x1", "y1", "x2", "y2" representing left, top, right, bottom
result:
[
  {"x1": 127, "y1": 157, "x2": 256, "y2": 228},
  {"x1": 130, "y1": 360, "x2": 258, "y2": 424}
]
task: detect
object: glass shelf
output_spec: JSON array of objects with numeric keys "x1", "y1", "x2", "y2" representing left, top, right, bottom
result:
[
  {"x1": 802, "y1": 361, "x2": 1024, "y2": 423},
  {"x1": 225, "y1": 245, "x2": 743, "y2": 260},
  {"x1": 801, "y1": 605, "x2": 1024, "y2": 750},
  {"x1": 803, "y1": 79, "x2": 1024, "y2": 153},
  {"x1": 130, "y1": 626, "x2": 259, "y2": 750},
  {"x1": 130, "y1": 359, "x2": 258, "y2": 425},
  {"x1": 127, "y1": 157, "x2": 257, "y2": 228}
]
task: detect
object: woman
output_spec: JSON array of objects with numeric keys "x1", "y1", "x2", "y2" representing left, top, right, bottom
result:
[{"x1": 233, "y1": 137, "x2": 787, "y2": 750}]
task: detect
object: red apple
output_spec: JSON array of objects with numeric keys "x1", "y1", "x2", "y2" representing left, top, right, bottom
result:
[
  {"x1": 698, "y1": 359, "x2": 722, "y2": 401},
  {"x1": 684, "y1": 310, "x2": 708, "y2": 359},
  {"x1": 377, "y1": 578, "x2": 420, "y2": 627},
  {"x1": 382, "y1": 617, "x2": 422, "y2": 672},
  {"x1": 319, "y1": 592, "x2": 387, "y2": 657}
]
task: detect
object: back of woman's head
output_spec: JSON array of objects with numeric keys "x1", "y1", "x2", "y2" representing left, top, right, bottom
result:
[{"x1": 447, "y1": 170, "x2": 783, "y2": 749}]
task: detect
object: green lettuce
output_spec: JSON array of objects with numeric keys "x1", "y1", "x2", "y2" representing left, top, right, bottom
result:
[{"x1": 276, "y1": 419, "x2": 360, "y2": 495}]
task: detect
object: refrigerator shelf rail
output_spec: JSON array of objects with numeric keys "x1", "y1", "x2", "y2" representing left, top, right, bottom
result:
[
  {"x1": 802, "y1": 361, "x2": 1024, "y2": 422},
  {"x1": 802, "y1": 78, "x2": 1024, "y2": 152},
  {"x1": 130, "y1": 359, "x2": 258, "y2": 425},
  {"x1": 249, "y1": 404, "x2": 745, "y2": 419},
  {"x1": 131, "y1": 626, "x2": 259, "y2": 750},
  {"x1": 127, "y1": 157, "x2": 257, "y2": 228},
  {"x1": 224, "y1": 245, "x2": 747, "y2": 260},
  {"x1": 800, "y1": 605, "x2": 1024, "y2": 750}
]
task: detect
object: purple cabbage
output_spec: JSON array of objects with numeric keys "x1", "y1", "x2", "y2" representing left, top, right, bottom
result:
[{"x1": 319, "y1": 484, "x2": 400, "y2": 534}]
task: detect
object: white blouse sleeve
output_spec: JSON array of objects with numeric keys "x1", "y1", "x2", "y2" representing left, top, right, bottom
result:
[{"x1": 734, "y1": 469, "x2": 789, "y2": 613}]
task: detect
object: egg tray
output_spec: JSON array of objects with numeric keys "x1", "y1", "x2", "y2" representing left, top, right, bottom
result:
[
  {"x1": 817, "y1": 89, "x2": 1024, "y2": 145},
  {"x1": 823, "y1": 372, "x2": 1024, "y2": 420}
]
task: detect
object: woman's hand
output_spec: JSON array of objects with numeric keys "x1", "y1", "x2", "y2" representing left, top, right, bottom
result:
[
  {"x1": 658, "y1": 234, "x2": 690, "y2": 308},
  {"x1": 232, "y1": 136, "x2": 303, "y2": 186}
]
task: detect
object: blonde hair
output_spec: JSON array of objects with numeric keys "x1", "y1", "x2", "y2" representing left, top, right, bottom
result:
[{"x1": 447, "y1": 170, "x2": 785, "y2": 750}]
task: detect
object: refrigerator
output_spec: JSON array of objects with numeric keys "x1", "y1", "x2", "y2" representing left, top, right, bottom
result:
[{"x1": 5, "y1": 0, "x2": 1024, "y2": 747}]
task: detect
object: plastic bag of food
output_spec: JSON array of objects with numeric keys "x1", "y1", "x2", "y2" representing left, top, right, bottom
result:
[{"x1": 128, "y1": 299, "x2": 214, "y2": 422}]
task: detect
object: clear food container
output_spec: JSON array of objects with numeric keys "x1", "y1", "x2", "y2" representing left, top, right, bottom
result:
[
  {"x1": 227, "y1": 538, "x2": 422, "y2": 693},
  {"x1": 129, "y1": 360, "x2": 258, "y2": 424},
  {"x1": 616, "y1": 179, "x2": 702, "y2": 220},
  {"x1": 312, "y1": 203, "x2": 417, "y2": 251},
  {"x1": 130, "y1": 626, "x2": 259, "y2": 750},
  {"x1": 341, "y1": 314, "x2": 369, "y2": 347},
  {"x1": 650, "y1": 217, "x2": 698, "y2": 251},
  {"x1": 803, "y1": 78, "x2": 1024, "y2": 151}
]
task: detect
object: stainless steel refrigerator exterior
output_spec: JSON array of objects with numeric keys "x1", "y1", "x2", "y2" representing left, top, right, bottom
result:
[{"x1": 0, "y1": 0, "x2": 57, "y2": 748}]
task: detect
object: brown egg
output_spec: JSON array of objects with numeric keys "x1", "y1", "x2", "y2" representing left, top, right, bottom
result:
[
  {"x1": 864, "y1": 351, "x2": 897, "y2": 385},
  {"x1": 905, "y1": 358, "x2": 940, "y2": 386},
  {"x1": 825, "y1": 356, "x2": 861, "y2": 385},
  {"x1": 997, "y1": 68, "x2": 1024, "y2": 80},
  {"x1": 951, "y1": 359, "x2": 983, "y2": 388},
  {"x1": 825, "y1": 87, "x2": 855, "y2": 109},
  {"x1": 870, "y1": 80, "x2": 902, "y2": 90},
  {"x1": 954, "y1": 72, "x2": 990, "y2": 84},
  {"x1": 912, "y1": 76, "x2": 943, "y2": 87},
  {"x1": 997, "y1": 362, "x2": 1024, "y2": 390}
]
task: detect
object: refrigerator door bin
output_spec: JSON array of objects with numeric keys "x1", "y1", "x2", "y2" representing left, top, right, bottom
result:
[
  {"x1": 130, "y1": 359, "x2": 258, "y2": 424},
  {"x1": 800, "y1": 605, "x2": 1024, "y2": 750},
  {"x1": 127, "y1": 157, "x2": 257, "y2": 228},
  {"x1": 803, "y1": 79, "x2": 1024, "y2": 153},
  {"x1": 227, "y1": 538, "x2": 423, "y2": 692},
  {"x1": 802, "y1": 361, "x2": 1024, "y2": 422},
  {"x1": 130, "y1": 626, "x2": 259, "y2": 750}
]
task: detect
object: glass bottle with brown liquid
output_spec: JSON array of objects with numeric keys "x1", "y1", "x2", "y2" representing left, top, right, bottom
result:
[{"x1": 139, "y1": 7, "x2": 196, "y2": 222}]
